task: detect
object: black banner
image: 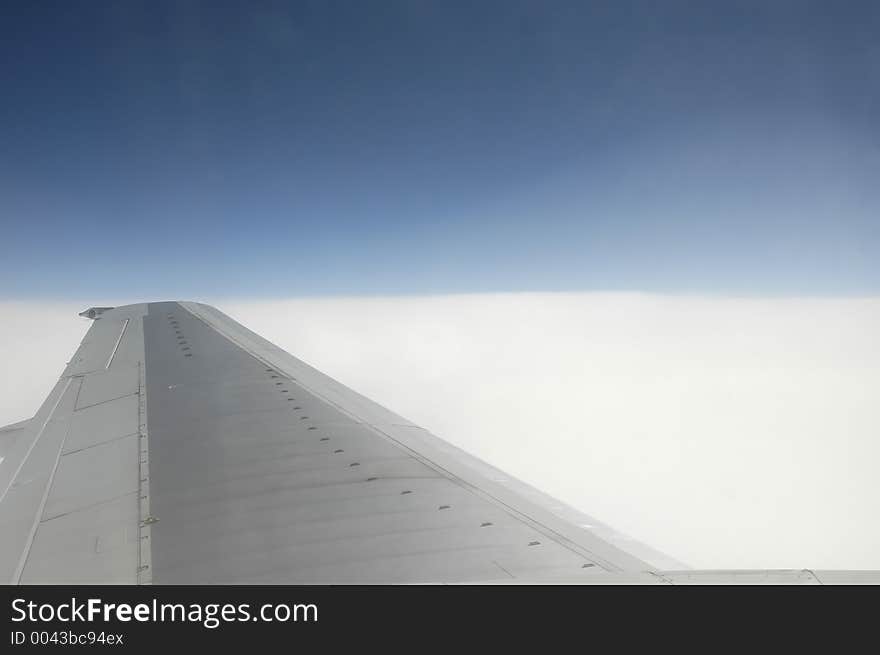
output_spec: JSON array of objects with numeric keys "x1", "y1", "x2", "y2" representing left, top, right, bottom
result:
[{"x1": 0, "y1": 585, "x2": 872, "y2": 649}]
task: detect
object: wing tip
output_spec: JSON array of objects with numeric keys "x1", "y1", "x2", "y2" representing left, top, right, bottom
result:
[{"x1": 78, "y1": 306, "x2": 115, "y2": 320}]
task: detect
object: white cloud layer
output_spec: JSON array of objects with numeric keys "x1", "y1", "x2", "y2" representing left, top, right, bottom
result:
[{"x1": 1, "y1": 293, "x2": 878, "y2": 570}]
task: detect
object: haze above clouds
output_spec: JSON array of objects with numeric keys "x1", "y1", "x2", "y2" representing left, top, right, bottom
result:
[{"x1": 2, "y1": 293, "x2": 878, "y2": 570}]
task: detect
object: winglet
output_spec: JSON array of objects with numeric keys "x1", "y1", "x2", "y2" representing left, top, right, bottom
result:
[{"x1": 78, "y1": 306, "x2": 115, "y2": 320}]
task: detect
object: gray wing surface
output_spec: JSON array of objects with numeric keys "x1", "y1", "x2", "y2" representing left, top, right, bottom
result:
[{"x1": 1, "y1": 301, "x2": 877, "y2": 584}]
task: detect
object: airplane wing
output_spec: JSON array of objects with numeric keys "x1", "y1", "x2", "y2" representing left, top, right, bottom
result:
[{"x1": 1, "y1": 302, "x2": 877, "y2": 584}]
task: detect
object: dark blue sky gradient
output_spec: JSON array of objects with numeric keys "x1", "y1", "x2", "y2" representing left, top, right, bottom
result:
[{"x1": 2, "y1": 1, "x2": 878, "y2": 298}]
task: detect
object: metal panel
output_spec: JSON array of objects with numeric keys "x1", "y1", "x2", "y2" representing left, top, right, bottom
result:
[
  {"x1": 20, "y1": 493, "x2": 139, "y2": 584},
  {"x1": 75, "y1": 365, "x2": 139, "y2": 410},
  {"x1": 44, "y1": 434, "x2": 139, "y2": 520},
  {"x1": 64, "y1": 394, "x2": 139, "y2": 454}
]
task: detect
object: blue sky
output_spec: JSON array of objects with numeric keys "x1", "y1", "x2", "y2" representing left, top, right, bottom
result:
[{"x1": 1, "y1": 1, "x2": 878, "y2": 298}]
